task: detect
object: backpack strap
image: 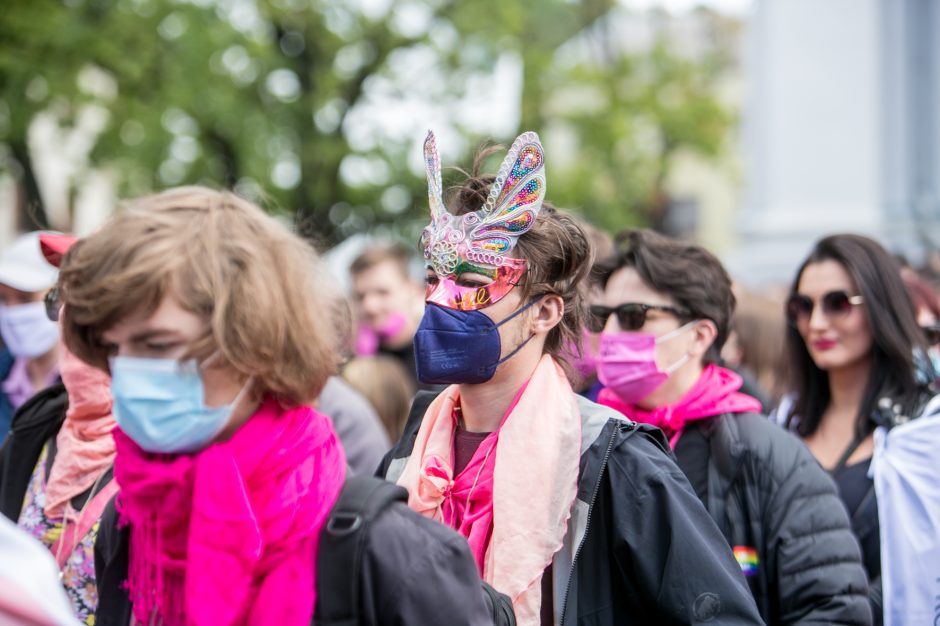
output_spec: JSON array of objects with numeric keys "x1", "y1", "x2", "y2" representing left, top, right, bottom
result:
[{"x1": 315, "y1": 474, "x2": 408, "y2": 626}]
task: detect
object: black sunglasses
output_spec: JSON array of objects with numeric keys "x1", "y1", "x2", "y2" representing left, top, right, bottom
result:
[
  {"x1": 922, "y1": 324, "x2": 940, "y2": 347},
  {"x1": 785, "y1": 290, "x2": 863, "y2": 326},
  {"x1": 44, "y1": 286, "x2": 61, "y2": 322},
  {"x1": 589, "y1": 302, "x2": 691, "y2": 332}
]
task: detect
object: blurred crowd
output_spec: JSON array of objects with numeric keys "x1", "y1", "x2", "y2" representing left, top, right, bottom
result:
[{"x1": 0, "y1": 130, "x2": 938, "y2": 626}]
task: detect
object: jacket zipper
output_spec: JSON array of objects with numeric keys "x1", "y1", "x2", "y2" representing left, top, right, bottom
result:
[{"x1": 558, "y1": 423, "x2": 622, "y2": 625}]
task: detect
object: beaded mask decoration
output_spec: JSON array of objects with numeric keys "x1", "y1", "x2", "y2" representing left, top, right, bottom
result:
[
  {"x1": 420, "y1": 130, "x2": 546, "y2": 310},
  {"x1": 420, "y1": 130, "x2": 545, "y2": 310}
]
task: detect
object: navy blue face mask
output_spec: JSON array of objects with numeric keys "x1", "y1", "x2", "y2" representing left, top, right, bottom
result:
[{"x1": 413, "y1": 298, "x2": 542, "y2": 385}]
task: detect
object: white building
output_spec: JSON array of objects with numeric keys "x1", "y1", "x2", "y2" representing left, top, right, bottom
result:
[{"x1": 726, "y1": 0, "x2": 940, "y2": 285}]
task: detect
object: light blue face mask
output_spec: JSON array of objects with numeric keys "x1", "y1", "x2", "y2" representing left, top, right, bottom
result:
[{"x1": 109, "y1": 355, "x2": 251, "y2": 454}]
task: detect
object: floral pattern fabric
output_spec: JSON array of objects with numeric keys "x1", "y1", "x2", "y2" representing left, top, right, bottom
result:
[{"x1": 18, "y1": 445, "x2": 103, "y2": 625}]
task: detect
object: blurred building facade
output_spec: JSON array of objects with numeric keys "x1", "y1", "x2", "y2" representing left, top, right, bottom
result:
[{"x1": 726, "y1": 0, "x2": 940, "y2": 286}]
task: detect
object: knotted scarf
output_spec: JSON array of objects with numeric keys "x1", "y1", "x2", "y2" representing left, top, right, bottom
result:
[{"x1": 397, "y1": 354, "x2": 581, "y2": 625}]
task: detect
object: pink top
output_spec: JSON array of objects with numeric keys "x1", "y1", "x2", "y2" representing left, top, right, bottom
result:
[{"x1": 3, "y1": 357, "x2": 58, "y2": 408}]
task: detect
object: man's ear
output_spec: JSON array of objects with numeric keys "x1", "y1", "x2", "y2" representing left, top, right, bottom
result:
[
  {"x1": 688, "y1": 319, "x2": 718, "y2": 360},
  {"x1": 530, "y1": 294, "x2": 564, "y2": 334}
]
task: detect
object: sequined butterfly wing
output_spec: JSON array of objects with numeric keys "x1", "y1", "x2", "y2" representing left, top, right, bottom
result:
[
  {"x1": 466, "y1": 132, "x2": 546, "y2": 262},
  {"x1": 424, "y1": 130, "x2": 446, "y2": 223},
  {"x1": 421, "y1": 130, "x2": 461, "y2": 273}
]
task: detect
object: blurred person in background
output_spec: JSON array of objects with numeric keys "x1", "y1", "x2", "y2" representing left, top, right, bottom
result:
[
  {"x1": 594, "y1": 229, "x2": 870, "y2": 625},
  {"x1": 60, "y1": 187, "x2": 509, "y2": 626},
  {"x1": 722, "y1": 288, "x2": 790, "y2": 409},
  {"x1": 315, "y1": 293, "x2": 390, "y2": 475},
  {"x1": 780, "y1": 234, "x2": 940, "y2": 625},
  {"x1": 0, "y1": 231, "x2": 63, "y2": 441},
  {"x1": 0, "y1": 233, "x2": 118, "y2": 625},
  {"x1": 899, "y1": 266, "x2": 940, "y2": 383},
  {"x1": 316, "y1": 373, "x2": 391, "y2": 475},
  {"x1": 342, "y1": 354, "x2": 415, "y2": 443},
  {"x1": 349, "y1": 244, "x2": 425, "y2": 387},
  {"x1": 380, "y1": 132, "x2": 763, "y2": 625},
  {"x1": 560, "y1": 219, "x2": 614, "y2": 400}
]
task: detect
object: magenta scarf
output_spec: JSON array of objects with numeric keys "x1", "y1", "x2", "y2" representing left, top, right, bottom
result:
[
  {"x1": 599, "y1": 364, "x2": 762, "y2": 447},
  {"x1": 113, "y1": 397, "x2": 346, "y2": 626}
]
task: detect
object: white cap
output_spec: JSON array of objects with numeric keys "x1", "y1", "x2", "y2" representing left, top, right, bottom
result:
[{"x1": 0, "y1": 231, "x2": 60, "y2": 293}]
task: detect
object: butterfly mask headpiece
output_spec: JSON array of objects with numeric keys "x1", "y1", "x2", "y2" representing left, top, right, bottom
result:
[{"x1": 420, "y1": 130, "x2": 546, "y2": 311}]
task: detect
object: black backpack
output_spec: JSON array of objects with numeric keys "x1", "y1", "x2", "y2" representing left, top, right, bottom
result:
[
  {"x1": 314, "y1": 474, "x2": 515, "y2": 626},
  {"x1": 314, "y1": 474, "x2": 407, "y2": 625}
]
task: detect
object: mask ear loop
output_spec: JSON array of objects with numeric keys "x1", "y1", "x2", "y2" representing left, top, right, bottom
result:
[
  {"x1": 493, "y1": 295, "x2": 546, "y2": 366},
  {"x1": 656, "y1": 319, "x2": 699, "y2": 374},
  {"x1": 654, "y1": 319, "x2": 699, "y2": 344},
  {"x1": 200, "y1": 351, "x2": 256, "y2": 411}
]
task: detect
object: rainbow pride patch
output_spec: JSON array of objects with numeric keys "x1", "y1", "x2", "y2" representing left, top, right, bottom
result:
[{"x1": 733, "y1": 546, "x2": 759, "y2": 577}]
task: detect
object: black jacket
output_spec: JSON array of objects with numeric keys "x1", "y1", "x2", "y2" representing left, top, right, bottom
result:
[
  {"x1": 674, "y1": 413, "x2": 871, "y2": 625},
  {"x1": 94, "y1": 488, "x2": 509, "y2": 625},
  {"x1": 379, "y1": 392, "x2": 765, "y2": 625},
  {"x1": 0, "y1": 382, "x2": 68, "y2": 521}
]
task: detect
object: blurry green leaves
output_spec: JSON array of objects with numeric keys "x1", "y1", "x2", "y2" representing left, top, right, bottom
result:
[
  {"x1": 0, "y1": 0, "x2": 735, "y2": 242},
  {"x1": 544, "y1": 33, "x2": 734, "y2": 232}
]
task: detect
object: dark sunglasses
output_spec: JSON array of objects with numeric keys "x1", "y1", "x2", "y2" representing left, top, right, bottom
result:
[
  {"x1": 44, "y1": 286, "x2": 61, "y2": 322},
  {"x1": 922, "y1": 324, "x2": 940, "y2": 347},
  {"x1": 785, "y1": 290, "x2": 863, "y2": 326},
  {"x1": 589, "y1": 302, "x2": 691, "y2": 332}
]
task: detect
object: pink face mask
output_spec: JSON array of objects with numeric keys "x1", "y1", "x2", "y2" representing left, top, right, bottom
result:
[
  {"x1": 562, "y1": 328, "x2": 600, "y2": 379},
  {"x1": 376, "y1": 311, "x2": 407, "y2": 339},
  {"x1": 596, "y1": 322, "x2": 695, "y2": 404},
  {"x1": 355, "y1": 312, "x2": 409, "y2": 356}
]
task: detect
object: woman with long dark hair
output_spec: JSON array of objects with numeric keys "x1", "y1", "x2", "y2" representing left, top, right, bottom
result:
[{"x1": 782, "y1": 233, "x2": 937, "y2": 625}]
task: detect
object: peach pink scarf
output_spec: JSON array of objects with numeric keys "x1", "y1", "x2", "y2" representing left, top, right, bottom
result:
[
  {"x1": 396, "y1": 354, "x2": 581, "y2": 625},
  {"x1": 44, "y1": 345, "x2": 116, "y2": 520}
]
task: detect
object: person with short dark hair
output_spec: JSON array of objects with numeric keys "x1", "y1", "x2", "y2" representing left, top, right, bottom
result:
[
  {"x1": 349, "y1": 244, "x2": 424, "y2": 387},
  {"x1": 380, "y1": 133, "x2": 763, "y2": 625},
  {"x1": 595, "y1": 229, "x2": 871, "y2": 625}
]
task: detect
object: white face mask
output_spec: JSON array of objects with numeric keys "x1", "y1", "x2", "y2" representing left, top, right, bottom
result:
[{"x1": 0, "y1": 301, "x2": 60, "y2": 358}]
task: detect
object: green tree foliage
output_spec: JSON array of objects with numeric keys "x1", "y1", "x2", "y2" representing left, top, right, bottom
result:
[{"x1": 0, "y1": 0, "x2": 734, "y2": 243}]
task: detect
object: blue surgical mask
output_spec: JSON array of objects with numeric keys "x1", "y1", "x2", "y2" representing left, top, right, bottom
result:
[
  {"x1": 109, "y1": 355, "x2": 250, "y2": 454},
  {"x1": 0, "y1": 301, "x2": 60, "y2": 358},
  {"x1": 413, "y1": 299, "x2": 540, "y2": 385}
]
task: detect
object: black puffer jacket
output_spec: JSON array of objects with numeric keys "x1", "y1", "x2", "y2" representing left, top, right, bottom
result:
[
  {"x1": 379, "y1": 392, "x2": 765, "y2": 625},
  {"x1": 674, "y1": 413, "x2": 871, "y2": 625}
]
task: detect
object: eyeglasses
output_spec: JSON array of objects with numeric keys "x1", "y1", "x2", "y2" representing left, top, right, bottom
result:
[
  {"x1": 588, "y1": 302, "x2": 691, "y2": 332},
  {"x1": 785, "y1": 290, "x2": 863, "y2": 326},
  {"x1": 44, "y1": 286, "x2": 61, "y2": 322},
  {"x1": 922, "y1": 324, "x2": 940, "y2": 347}
]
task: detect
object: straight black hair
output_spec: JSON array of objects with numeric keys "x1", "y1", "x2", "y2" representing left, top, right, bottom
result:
[{"x1": 785, "y1": 234, "x2": 928, "y2": 438}]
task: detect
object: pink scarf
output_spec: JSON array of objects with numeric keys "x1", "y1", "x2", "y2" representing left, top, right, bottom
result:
[
  {"x1": 599, "y1": 364, "x2": 762, "y2": 447},
  {"x1": 44, "y1": 345, "x2": 116, "y2": 521},
  {"x1": 397, "y1": 355, "x2": 581, "y2": 625},
  {"x1": 113, "y1": 398, "x2": 346, "y2": 626}
]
